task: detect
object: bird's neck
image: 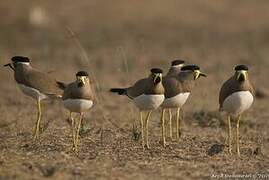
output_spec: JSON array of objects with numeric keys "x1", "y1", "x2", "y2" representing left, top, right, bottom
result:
[
  {"x1": 178, "y1": 71, "x2": 194, "y2": 82},
  {"x1": 15, "y1": 63, "x2": 32, "y2": 74},
  {"x1": 166, "y1": 67, "x2": 181, "y2": 76}
]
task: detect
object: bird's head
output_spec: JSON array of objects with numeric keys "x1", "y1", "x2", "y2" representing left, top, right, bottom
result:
[
  {"x1": 181, "y1": 65, "x2": 207, "y2": 80},
  {"x1": 234, "y1": 65, "x2": 249, "y2": 82},
  {"x1": 150, "y1": 68, "x2": 163, "y2": 84},
  {"x1": 76, "y1": 71, "x2": 89, "y2": 87},
  {"x1": 4, "y1": 56, "x2": 30, "y2": 70},
  {"x1": 171, "y1": 59, "x2": 185, "y2": 69}
]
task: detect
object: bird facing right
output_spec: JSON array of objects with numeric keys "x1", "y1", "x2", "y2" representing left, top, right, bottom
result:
[{"x1": 219, "y1": 65, "x2": 254, "y2": 156}]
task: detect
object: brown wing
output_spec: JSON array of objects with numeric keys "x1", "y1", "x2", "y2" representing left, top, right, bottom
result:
[
  {"x1": 126, "y1": 78, "x2": 148, "y2": 98},
  {"x1": 24, "y1": 69, "x2": 63, "y2": 96},
  {"x1": 219, "y1": 77, "x2": 234, "y2": 108},
  {"x1": 163, "y1": 72, "x2": 195, "y2": 98},
  {"x1": 162, "y1": 76, "x2": 183, "y2": 98}
]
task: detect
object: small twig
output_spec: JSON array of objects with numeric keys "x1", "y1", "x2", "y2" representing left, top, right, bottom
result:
[{"x1": 64, "y1": 26, "x2": 126, "y2": 133}]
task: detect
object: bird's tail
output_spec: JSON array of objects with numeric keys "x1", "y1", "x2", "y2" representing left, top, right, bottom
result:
[
  {"x1": 110, "y1": 88, "x2": 127, "y2": 95},
  {"x1": 57, "y1": 81, "x2": 67, "y2": 90}
]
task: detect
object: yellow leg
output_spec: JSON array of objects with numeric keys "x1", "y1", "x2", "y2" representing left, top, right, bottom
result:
[
  {"x1": 140, "y1": 111, "x2": 145, "y2": 150},
  {"x1": 176, "y1": 108, "x2": 180, "y2": 142},
  {"x1": 75, "y1": 113, "x2": 83, "y2": 152},
  {"x1": 33, "y1": 99, "x2": 42, "y2": 141},
  {"x1": 70, "y1": 112, "x2": 76, "y2": 148},
  {"x1": 236, "y1": 114, "x2": 241, "y2": 157},
  {"x1": 161, "y1": 109, "x2": 166, "y2": 147},
  {"x1": 145, "y1": 111, "x2": 152, "y2": 149},
  {"x1": 227, "y1": 115, "x2": 232, "y2": 154},
  {"x1": 169, "y1": 109, "x2": 173, "y2": 140}
]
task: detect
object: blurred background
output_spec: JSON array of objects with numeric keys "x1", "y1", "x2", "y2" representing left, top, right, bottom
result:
[{"x1": 1, "y1": 1, "x2": 269, "y2": 95}]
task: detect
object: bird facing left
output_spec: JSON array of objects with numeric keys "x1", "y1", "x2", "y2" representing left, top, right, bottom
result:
[{"x1": 3, "y1": 56, "x2": 65, "y2": 141}]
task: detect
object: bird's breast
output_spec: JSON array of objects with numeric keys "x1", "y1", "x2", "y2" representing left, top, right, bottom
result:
[
  {"x1": 222, "y1": 91, "x2": 254, "y2": 115},
  {"x1": 63, "y1": 99, "x2": 94, "y2": 113},
  {"x1": 133, "y1": 94, "x2": 165, "y2": 110},
  {"x1": 161, "y1": 92, "x2": 190, "y2": 108}
]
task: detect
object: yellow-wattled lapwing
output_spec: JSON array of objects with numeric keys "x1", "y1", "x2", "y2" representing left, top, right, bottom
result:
[
  {"x1": 219, "y1": 65, "x2": 254, "y2": 156},
  {"x1": 161, "y1": 65, "x2": 206, "y2": 147},
  {"x1": 62, "y1": 71, "x2": 95, "y2": 152},
  {"x1": 164, "y1": 59, "x2": 185, "y2": 140},
  {"x1": 4, "y1": 56, "x2": 65, "y2": 141},
  {"x1": 110, "y1": 68, "x2": 165, "y2": 149}
]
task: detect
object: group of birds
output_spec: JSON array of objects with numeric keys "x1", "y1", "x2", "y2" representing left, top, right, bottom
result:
[
  {"x1": 4, "y1": 56, "x2": 254, "y2": 156},
  {"x1": 4, "y1": 56, "x2": 94, "y2": 152}
]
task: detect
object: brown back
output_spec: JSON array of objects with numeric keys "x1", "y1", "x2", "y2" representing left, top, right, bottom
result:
[
  {"x1": 126, "y1": 77, "x2": 164, "y2": 98},
  {"x1": 14, "y1": 64, "x2": 63, "y2": 96},
  {"x1": 219, "y1": 75, "x2": 254, "y2": 108}
]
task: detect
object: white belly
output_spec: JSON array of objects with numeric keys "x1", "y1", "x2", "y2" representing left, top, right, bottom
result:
[
  {"x1": 63, "y1": 99, "x2": 93, "y2": 113},
  {"x1": 18, "y1": 84, "x2": 48, "y2": 100},
  {"x1": 133, "y1": 94, "x2": 165, "y2": 111},
  {"x1": 222, "y1": 91, "x2": 254, "y2": 116},
  {"x1": 161, "y1": 92, "x2": 190, "y2": 108}
]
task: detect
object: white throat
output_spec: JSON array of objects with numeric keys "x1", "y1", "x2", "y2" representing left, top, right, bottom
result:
[
  {"x1": 17, "y1": 62, "x2": 30, "y2": 65},
  {"x1": 172, "y1": 64, "x2": 184, "y2": 68}
]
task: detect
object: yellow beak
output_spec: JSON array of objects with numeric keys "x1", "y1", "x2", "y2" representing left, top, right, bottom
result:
[
  {"x1": 194, "y1": 70, "x2": 207, "y2": 80},
  {"x1": 153, "y1": 73, "x2": 162, "y2": 84},
  {"x1": 236, "y1": 70, "x2": 247, "y2": 81},
  {"x1": 77, "y1": 76, "x2": 86, "y2": 86}
]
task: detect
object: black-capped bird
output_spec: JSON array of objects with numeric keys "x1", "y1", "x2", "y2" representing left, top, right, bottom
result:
[
  {"x1": 3, "y1": 56, "x2": 65, "y2": 141},
  {"x1": 219, "y1": 65, "x2": 254, "y2": 156},
  {"x1": 110, "y1": 68, "x2": 165, "y2": 149},
  {"x1": 163, "y1": 59, "x2": 185, "y2": 140},
  {"x1": 161, "y1": 65, "x2": 206, "y2": 147},
  {"x1": 62, "y1": 71, "x2": 95, "y2": 152}
]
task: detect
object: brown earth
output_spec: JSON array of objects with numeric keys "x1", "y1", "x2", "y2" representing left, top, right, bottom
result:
[{"x1": 0, "y1": 1, "x2": 269, "y2": 179}]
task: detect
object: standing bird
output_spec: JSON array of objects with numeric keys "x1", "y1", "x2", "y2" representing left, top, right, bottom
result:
[
  {"x1": 163, "y1": 59, "x2": 185, "y2": 140},
  {"x1": 110, "y1": 68, "x2": 165, "y2": 149},
  {"x1": 219, "y1": 65, "x2": 254, "y2": 156},
  {"x1": 166, "y1": 59, "x2": 185, "y2": 76},
  {"x1": 161, "y1": 65, "x2": 206, "y2": 147},
  {"x1": 62, "y1": 71, "x2": 95, "y2": 152},
  {"x1": 3, "y1": 56, "x2": 65, "y2": 141}
]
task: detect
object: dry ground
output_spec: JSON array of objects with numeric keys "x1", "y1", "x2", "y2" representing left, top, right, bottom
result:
[{"x1": 0, "y1": 1, "x2": 269, "y2": 179}]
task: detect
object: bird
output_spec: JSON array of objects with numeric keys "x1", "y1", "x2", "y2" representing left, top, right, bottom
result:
[
  {"x1": 3, "y1": 56, "x2": 65, "y2": 141},
  {"x1": 62, "y1": 71, "x2": 95, "y2": 152},
  {"x1": 219, "y1": 65, "x2": 254, "y2": 156},
  {"x1": 110, "y1": 68, "x2": 165, "y2": 149},
  {"x1": 163, "y1": 59, "x2": 185, "y2": 140},
  {"x1": 160, "y1": 65, "x2": 207, "y2": 147},
  {"x1": 166, "y1": 59, "x2": 185, "y2": 76}
]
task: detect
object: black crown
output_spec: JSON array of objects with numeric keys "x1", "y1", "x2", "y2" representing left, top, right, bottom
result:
[
  {"x1": 151, "y1": 68, "x2": 163, "y2": 74},
  {"x1": 181, "y1": 65, "x2": 200, "y2": 71},
  {"x1": 76, "y1": 71, "x2": 89, "y2": 76},
  {"x1": 171, "y1": 59, "x2": 185, "y2": 66},
  {"x1": 11, "y1": 56, "x2": 30, "y2": 63},
  {"x1": 234, "y1": 65, "x2": 248, "y2": 71}
]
